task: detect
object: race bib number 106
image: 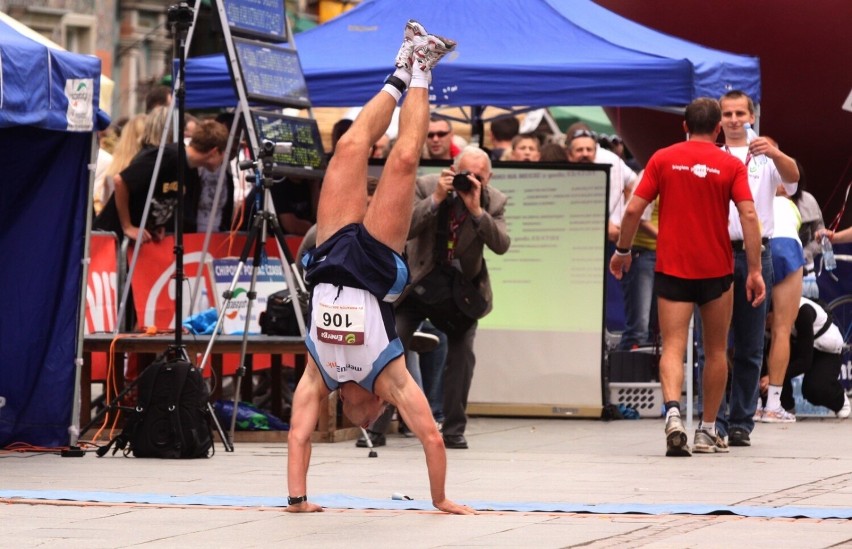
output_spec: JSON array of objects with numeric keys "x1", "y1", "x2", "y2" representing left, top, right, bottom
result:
[{"x1": 315, "y1": 301, "x2": 366, "y2": 345}]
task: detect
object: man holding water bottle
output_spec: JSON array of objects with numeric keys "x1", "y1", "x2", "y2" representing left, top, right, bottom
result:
[{"x1": 716, "y1": 90, "x2": 799, "y2": 447}]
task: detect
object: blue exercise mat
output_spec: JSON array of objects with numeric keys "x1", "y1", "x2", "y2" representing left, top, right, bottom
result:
[{"x1": 1, "y1": 490, "x2": 850, "y2": 519}]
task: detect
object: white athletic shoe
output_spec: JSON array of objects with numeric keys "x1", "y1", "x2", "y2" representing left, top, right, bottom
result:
[
  {"x1": 412, "y1": 33, "x2": 457, "y2": 72},
  {"x1": 761, "y1": 406, "x2": 796, "y2": 423},
  {"x1": 395, "y1": 19, "x2": 428, "y2": 71},
  {"x1": 838, "y1": 393, "x2": 851, "y2": 419}
]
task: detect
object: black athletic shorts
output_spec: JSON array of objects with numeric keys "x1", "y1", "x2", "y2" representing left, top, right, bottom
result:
[{"x1": 653, "y1": 272, "x2": 733, "y2": 306}]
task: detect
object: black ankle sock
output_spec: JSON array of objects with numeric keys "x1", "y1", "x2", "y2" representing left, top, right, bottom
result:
[{"x1": 665, "y1": 401, "x2": 681, "y2": 413}]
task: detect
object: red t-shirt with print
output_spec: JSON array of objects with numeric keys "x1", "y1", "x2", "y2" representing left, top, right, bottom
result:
[{"x1": 634, "y1": 140, "x2": 752, "y2": 279}]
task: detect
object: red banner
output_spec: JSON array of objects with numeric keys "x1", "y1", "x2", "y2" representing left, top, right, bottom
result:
[
  {"x1": 85, "y1": 233, "x2": 119, "y2": 334},
  {"x1": 85, "y1": 233, "x2": 119, "y2": 380},
  {"x1": 127, "y1": 233, "x2": 303, "y2": 374}
]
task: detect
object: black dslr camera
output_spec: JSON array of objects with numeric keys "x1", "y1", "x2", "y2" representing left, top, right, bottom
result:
[{"x1": 452, "y1": 171, "x2": 473, "y2": 192}]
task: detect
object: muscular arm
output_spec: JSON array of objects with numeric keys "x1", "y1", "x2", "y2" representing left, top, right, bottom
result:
[
  {"x1": 113, "y1": 173, "x2": 149, "y2": 243},
  {"x1": 286, "y1": 362, "x2": 328, "y2": 513},
  {"x1": 636, "y1": 195, "x2": 657, "y2": 238},
  {"x1": 615, "y1": 195, "x2": 648, "y2": 250},
  {"x1": 830, "y1": 227, "x2": 852, "y2": 244},
  {"x1": 736, "y1": 199, "x2": 766, "y2": 306},
  {"x1": 768, "y1": 147, "x2": 799, "y2": 186},
  {"x1": 375, "y1": 359, "x2": 475, "y2": 515},
  {"x1": 609, "y1": 194, "x2": 649, "y2": 279}
]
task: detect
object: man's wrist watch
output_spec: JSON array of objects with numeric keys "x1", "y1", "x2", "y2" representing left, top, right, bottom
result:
[
  {"x1": 288, "y1": 495, "x2": 307, "y2": 506},
  {"x1": 614, "y1": 246, "x2": 631, "y2": 256}
]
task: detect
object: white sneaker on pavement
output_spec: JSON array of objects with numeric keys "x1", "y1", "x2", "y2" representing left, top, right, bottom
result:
[
  {"x1": 838, "y1": 393, "x2": 851, "y2": 419},
  {"x1": 761, "y1": 406, "x2": 796, "y2": 423}
]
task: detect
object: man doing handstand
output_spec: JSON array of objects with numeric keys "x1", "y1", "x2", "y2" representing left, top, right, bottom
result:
[{"x1": 286, "y1": 20, "x2": 474, "y2": 515}]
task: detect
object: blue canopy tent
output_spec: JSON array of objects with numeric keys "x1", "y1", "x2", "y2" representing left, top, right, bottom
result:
[
  {"x1": 181, "y1": 0, "x2": 760, "y2": 110},
  {"x1": 180, "y1": 0, "x2": 761, "y2": 342},
  {"x1": 0, "y1": 17, "x2": 107, "y2": 448}
]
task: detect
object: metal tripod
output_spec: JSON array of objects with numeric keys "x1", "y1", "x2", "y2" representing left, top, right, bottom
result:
[{"x1": 196, "y1": 160, "x2": 306, "y2": 446}]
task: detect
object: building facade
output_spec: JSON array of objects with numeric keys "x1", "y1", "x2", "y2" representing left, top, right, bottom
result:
[{"x1": 0, "y1": 0, "x2": 357, "y2": 119}]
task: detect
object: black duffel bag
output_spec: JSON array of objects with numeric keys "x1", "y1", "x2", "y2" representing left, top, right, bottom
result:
[{"x1": 259, "y1": 289, "x2": 309, "y2": 336}]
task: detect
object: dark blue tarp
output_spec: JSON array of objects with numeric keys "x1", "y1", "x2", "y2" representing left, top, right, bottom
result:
[
  {"x1": 0, "y1": 17, "x2": 105, "y2": 447},
  {"x1": 182, "y1": 0, "x2": 760, "y2": 109}
]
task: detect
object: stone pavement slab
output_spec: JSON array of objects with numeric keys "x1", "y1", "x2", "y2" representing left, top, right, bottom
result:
[{"x1": 2, "y1": 416, "x2": 852, "y2": 547}]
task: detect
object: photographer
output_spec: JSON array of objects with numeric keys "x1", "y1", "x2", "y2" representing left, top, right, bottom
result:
[{"x1": 361, "y1": 146, "x2": 510, "y2": 449}]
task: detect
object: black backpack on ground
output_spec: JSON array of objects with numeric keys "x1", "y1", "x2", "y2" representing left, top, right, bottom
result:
[{"x1": 97, "y1": 357, "x2": 214, "y2": 459}]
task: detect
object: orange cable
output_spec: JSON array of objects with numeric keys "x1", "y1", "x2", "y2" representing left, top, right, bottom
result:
[{"x1": 85, "y1": 330, "x2": 160, "y2": 445}]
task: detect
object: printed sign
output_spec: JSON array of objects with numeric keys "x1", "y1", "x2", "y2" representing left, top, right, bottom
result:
[
  {"x1": 65, "y1": 78, "x2": 94, "y2": 131},
  {"x1": 211, "y1": 256, "x2": 287, "y2": 334}
]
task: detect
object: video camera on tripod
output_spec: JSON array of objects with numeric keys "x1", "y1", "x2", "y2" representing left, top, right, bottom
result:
[{"x1": 238, "y1": 140, "x2": 293, "y2": 186}]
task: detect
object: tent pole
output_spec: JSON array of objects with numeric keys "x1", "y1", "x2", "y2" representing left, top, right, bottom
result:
[
  {"x1": 753, "y1": 103, "x2": 761, "y2": 134},
  {"x1": 68, "y1": 131, "x2": 100, "y2": 454},
  {"x1": 114, "y1": 2, "x2": 202, "y2": 334},
  {"x1": 471, "y1": 105, "x2": 485, "y2": 148}
]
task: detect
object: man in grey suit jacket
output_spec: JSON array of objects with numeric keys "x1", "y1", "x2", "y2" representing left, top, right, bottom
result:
[{"x1": 365, "y1": 146, "x2": 510, "y2": 449}]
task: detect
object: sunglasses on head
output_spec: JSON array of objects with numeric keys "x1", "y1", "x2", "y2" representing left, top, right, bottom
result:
[
  {"x1": 427, "y1": 130, "x2": 451, "y2": 139},
  {"x1": 570, "y1": 129, "x2": 596, "y2": 139}
]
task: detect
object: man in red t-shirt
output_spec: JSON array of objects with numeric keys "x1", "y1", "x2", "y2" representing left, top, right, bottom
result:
[{"x1": 610, "y1": 97, "x2": 766, "y2": 457}]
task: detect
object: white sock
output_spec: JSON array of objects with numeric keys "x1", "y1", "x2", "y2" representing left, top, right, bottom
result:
[
  {"x1": 381, "y1": 69, "x2": 411, "y2": 102},
  {"x1": 393, "y1": 67, "x2": 411, "y2": 88},
  {"x1": 699, "y1": 421, "x2": 716, "y2": 436},
  {"x1": 410, "y1": 65, "x2": 430, "y2": 89},
  {"x1": 381, "y1": 84, "x2": 402, "y2": 102},
  {"x1": 766, "y1": 385, "x2": 783, "y2": 411}
]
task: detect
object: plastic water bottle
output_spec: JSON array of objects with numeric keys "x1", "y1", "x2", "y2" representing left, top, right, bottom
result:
[
  {"x1": 821, "y1": 234, "x2": 837, "y2": 271},
  {"x1": 802, "y1": 271, "x2": 819, "y2": 299},
  {"x1": 743, "y1": 122, "x2": 766, "y2": 165},
  {"x1": 200, "y1": 288, "x2": 211, "y2": 311}
]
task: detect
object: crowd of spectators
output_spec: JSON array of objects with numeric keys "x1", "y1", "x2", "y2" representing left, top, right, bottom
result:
[{"x1": 95, "y1": 81, "x2": 850, "y2": 457}]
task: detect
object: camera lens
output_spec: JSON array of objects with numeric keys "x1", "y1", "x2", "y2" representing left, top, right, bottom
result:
[{"x1": 452, "y1": 172, "x2": 472, "y2": 192}]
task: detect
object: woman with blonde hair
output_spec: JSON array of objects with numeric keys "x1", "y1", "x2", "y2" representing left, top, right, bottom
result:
[{"x1": 95, "y1": 114, "x2": 147, "y2": 214}]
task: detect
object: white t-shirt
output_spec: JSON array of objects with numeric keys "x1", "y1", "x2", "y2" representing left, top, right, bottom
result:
[
  {"x1": 724, "y1": 145, "x2": 798, "y2": 240},
  {"x1": 595, "y1": 147, "x2": 638, "y2": 226},
  {"x1": 93, "y1": 148, "x2": 113, "y2": 214},
  {"x1": 795, "y1": 297, "x2": 844, "y2": 354},
  {"x1": 196, "y1": 167, "x2": 226, "y2": 232},
  {"x1": 772, "y1": 196, "x2": 802, "y2": 242}
]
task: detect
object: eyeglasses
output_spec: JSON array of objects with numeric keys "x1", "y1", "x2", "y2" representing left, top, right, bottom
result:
[{"x1": 427, "y1": 130, "x2": 451, "y2": 139}]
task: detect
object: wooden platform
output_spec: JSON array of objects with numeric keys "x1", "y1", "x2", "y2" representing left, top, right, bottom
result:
[{"x1": 81, "y1": 333, "x2": 358, "y2": 443}]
